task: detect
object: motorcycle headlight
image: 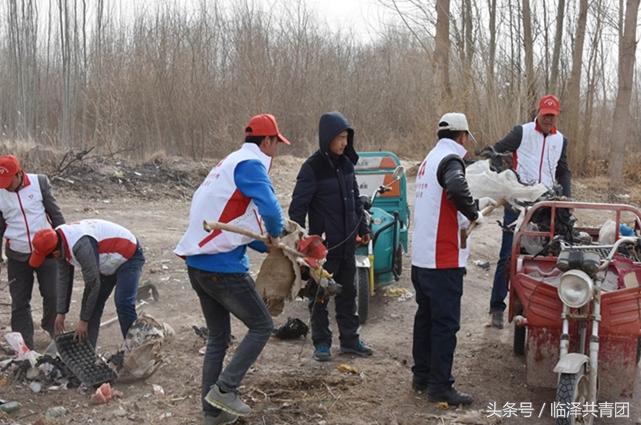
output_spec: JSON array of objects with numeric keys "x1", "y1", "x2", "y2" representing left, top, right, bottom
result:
[{"x1": 558, "y1": 269, "x2": 594, "y2": 308}]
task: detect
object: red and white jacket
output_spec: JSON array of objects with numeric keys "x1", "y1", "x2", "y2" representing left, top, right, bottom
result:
[
  {"x1": 174, "y1": 143, "x2": 271, "y2": 256},
  {"x1": 0, "y1": 174, "x2": 52, "y2": 254},
  {"x1": 57, "y1": 219, "x2": 138, "y2": 275},
  {"x1": 412, "y1": 139, "x2": 471, "y2": 269}
]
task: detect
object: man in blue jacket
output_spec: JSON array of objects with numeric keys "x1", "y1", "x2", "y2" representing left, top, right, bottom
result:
[
  {"x1": 175, "y1": 114, "x2": 289, "y2": 425},
  {"x1": 289, "y1": 111, "x2": 372, "y2": 362}
]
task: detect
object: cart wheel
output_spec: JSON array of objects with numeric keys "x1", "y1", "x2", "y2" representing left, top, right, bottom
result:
[
  {"x1": 355, "y1": 268, "x2": 370, "y2": 324},
  {"x1": 393, "y1": 245, "x2": 403, "y2": 280},
  {"x1": 555, "y1": 372, "x2": 592, "y2": 425},
  {"x1": 513, "y1": 321, "x2": 526, "y2": 356}
]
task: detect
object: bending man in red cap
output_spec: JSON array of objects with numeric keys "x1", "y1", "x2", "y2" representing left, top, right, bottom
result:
[
  {"x1": 488, "y1": 94, "x2": 572, "y2": 329},
  {"x1": 0, "y1": 155, "x2": 65, "y2": 349},
  {"x1": 29, "y1": 219, "x2": 144, "y2": 349},
  {"x1": 175, "y1": 114, "x2": 289, "y2": 425}
]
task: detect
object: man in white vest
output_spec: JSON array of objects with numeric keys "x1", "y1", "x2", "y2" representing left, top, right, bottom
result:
[
  {"x1": 488, "y1": 94, "x2": 572, "y2": 329},
  {"x1": 411, "y1": 112, "x2": 481, "y2": 406},
  {"x1": 29, "y1": 219, "x2": 145, "y2": 349},
  {"x1": 0, "y1": 155, "x2": 65, "y2": 349},
  {"x1": 175, "y1": 114, "x2": 288, "y2": 425}
]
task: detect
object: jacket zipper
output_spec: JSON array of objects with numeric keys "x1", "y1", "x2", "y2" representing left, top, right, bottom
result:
[
  {"x1": 537, "y1": 134, "x2": 547, "y2": 183},
  {"x1": 16, "y1": 191, "x2": 33, "y2": 252}
]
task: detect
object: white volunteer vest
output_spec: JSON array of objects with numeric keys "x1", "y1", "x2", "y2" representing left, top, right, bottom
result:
[
  {"x1": 514, "y1": 121, "x2": 564, "y2": 188},
  {"x1": 57, "y1": 219, "x2": 138, "y2": 275},
  {"x1": 412, "y1": 138, "x2": 470, "y2": 269},
  {"x1": 174, "y1": 143, "x2": 272, "y2": 256},
  {"x1": 0, "y1": 174, "x2": 52, "y2": 253}
]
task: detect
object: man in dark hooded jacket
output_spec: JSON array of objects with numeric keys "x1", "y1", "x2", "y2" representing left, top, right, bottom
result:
[{"x1": 289, "y1": 111, "x2": 372, "y2": 362}]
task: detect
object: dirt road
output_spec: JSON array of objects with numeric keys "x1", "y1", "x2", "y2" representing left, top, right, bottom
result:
[{"x1": 0, "y1": 155, "x2": 639, "y2": 425}]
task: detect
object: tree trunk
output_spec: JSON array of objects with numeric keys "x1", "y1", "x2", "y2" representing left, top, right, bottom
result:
[
  {"x1": 565, "y1": 0, "x2": 588, "y2": 175},
  {"x1": 608, "y1": 0, "x2": 641, "y2": 195},
  {"x1": 522, "y1": 0, "x2": 536, "y2": 115},
  {"x1": 549, "y1": 0, "x2": 565, "y2": 91},
  {"x1": 434, "y1": 0, "x2": 451, "y2": 106}
]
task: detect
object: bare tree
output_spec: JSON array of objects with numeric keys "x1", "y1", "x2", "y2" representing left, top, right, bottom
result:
[
  {"x1": 522, "y1": 0, "x2": 535, "y2": 113},
  {"x1": 608, "y1": 0, "x2": 641, "y2": 194},
  {"x1": 549, "y1": 0, "x2": 566, "y2": 91},
  {"x1": 434, "y1": 0, "x2": 451, "y2": 103},
  {"x1": 565, "y1": 0, "x2": 589, "y2": 173}
]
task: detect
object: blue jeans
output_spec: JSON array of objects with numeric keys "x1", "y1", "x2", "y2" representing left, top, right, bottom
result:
[
  {"x1": 490, "y1": 206, "x2": 520, "y2": 313},
  {"x1": 411, "y1": 266, "x2": 464, "y2": 394},
  {"x1": 187, "y1": 267, "x2": 274, "y2": 415},
  {"x1": 87, "y1": 245, "x2": 145, "y2": 348}
]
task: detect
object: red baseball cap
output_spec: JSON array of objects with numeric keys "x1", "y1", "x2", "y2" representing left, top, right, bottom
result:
[
  {"x1": 538, "y1": 94, "x2": 561, "y2": 116},
  {"x1": 0, "y1": 155, "x2": 21, "y2": 189},
  {"x1": 29, "y1": 228, "x2": 59, "y2": 268},
  {"x1": 245, "y1": 114, "x2": 291, "y2": 145}
]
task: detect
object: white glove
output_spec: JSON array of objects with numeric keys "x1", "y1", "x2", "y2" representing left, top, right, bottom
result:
[
  {"x1": 474, "y1": 210, "x2": 484, "y2": 225},
  {"x1": 477, "y1": 197, "x2": 497, "y2": 211}
]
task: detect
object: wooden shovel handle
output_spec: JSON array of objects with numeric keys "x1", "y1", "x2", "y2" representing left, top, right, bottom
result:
[
  {"x1": 461, "y1": 199, "x2": 507, "y2": 248},
  {"x1": 202, "y1": 220, "x2": 304, "y2": 258}
]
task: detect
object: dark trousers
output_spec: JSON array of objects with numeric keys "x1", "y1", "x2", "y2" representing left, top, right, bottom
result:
[
  {"x1": 411, "y1": 265, "x2": 464, "y2": 394},
  {"x1": 87, "y1": 245, "x2": 144, "y2": 348},
  {"x1": 8, "y1": 257, "x2": 58, "y2": 349},
  {"x1": 188, "y1": 267, "x2": 274, "y2": 415},
  {"x1": 490, "y1": 206, "x2": 520, "y2": 313},
  {"x1": 309, "y1": 256, "x2": 359, "y2": 348}
]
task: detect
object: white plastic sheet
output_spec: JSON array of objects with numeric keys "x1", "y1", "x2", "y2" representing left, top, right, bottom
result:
[{"x1": 466, "y1": 159, "x2": 548, "y2": 205}]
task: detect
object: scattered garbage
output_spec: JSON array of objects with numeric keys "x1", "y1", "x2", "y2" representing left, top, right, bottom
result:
[
  {"x1": 383, "y1": 287, "x2": 414, "y2": 302},
  {"x1": 90, "y1": 382, "x2": 122, "y2": 404},
  {"x1": 112, "y1": 406, "x2": 127, "y2": 417},
  {"x1": 55, "y1": 332, "x2": 116, "y2": 387},
  {"x1": 0, "y1": 400, "x2": 20, "y2": 414},
  {"x1": 5, "y1": 332, "x2": 39, "y2": 365},
  {"x1": 29, "y1": 381, "x2": 42, "y2": 393},
  {"x1": 112, "y1": 314, "x2": 174, "y2": 383},
  {"x1": 473, "y1": 260, "x2": 491, "y2": 271},
  {"x1": 45, "y1": 406, "x2": 68, "y2": 418},
  {"x1": 152, "y1": 384, "x2": 165, "y2": 397},
  {"x1": 336, "y1": 364, "x2": 359, "y2": 375},
  {"x1": 272, "y1": 318, "x2": 309, "y2": 340}
]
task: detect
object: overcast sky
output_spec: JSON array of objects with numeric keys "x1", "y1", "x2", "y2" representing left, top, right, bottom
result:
[{"x1": 298, "y1": 0, "x2": 389, "y2": 42}]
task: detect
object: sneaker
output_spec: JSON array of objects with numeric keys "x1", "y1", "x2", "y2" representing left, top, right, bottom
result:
[
  {"x1": 203, "y1": 411, "x2": 238, "y2": 425},
  {"x1": 490, "y1": 311, "x2": 504, "y2": 329},
  {"x1": 428, "y1": 388, "x2": 474, "y2": 406},
  {"x1": 204, "y1": 384, "x2": 251, "y2": 416},
  {"x1": 312, "y1": 344, "x2": 331, "y2": 362},
  {"x1": 412, "y1": 377, "x2": 428, "y2": 393},
  {"x1": 340, "y1": 340, "x2": 373, "y2": 357}
]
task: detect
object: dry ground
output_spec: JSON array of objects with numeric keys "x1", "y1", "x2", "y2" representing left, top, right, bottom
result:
[{"x1": 0, "y1": 155, "x2": 639, "y2": 425}]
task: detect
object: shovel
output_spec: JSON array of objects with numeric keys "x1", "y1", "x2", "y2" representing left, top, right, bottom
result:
[{"x1": 100, "y1": 283, "x2": 160, "y2": 328}]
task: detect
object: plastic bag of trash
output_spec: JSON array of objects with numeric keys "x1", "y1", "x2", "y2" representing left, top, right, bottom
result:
[
  {"x1": 272, "y1": 318, "x2": 308, "y2": 340},
  {"x1": 4, "y1": 332, "x2": 39, "y2": 366},
  {"x1": 466, "y1": 159, "x2": 548, "y2": 205},
  {"x1": 255, "y1": 220, "x2": 308, "y2": 316},
  {"x1": 115, "y1": 314, "x2": 174, "y2": 383}
]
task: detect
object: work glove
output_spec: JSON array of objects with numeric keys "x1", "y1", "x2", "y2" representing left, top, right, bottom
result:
[
  {"x1": 474, "y1": 210, "x2": 485, "y2": 225},
  {"x1": 476, "y1": 197, "x2": 497, "y2": 211}
]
